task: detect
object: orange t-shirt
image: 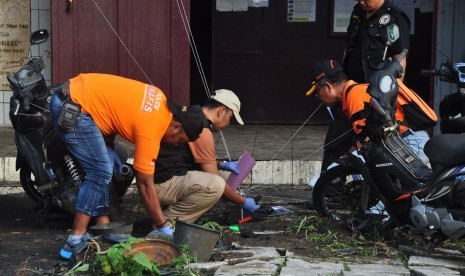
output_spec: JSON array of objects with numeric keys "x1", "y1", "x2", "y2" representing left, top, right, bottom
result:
[
  {"x1": 342, "y1": 80, "x2": 407, "y2": 134},
  {"x1": 188, "y1": 127, "x2": 217, "y2": 164},
  {"x1": 69, "y1": 73, "x2": 172, "y2": 174}
]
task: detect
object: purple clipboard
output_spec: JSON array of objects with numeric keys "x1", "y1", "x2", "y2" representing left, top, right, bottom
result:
[{"x1": 226, "y1": 150, "x2": 256, "y2": 191}]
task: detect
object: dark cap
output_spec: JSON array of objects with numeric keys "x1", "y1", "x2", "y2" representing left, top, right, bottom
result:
[
  {"x1": 306, "y1": 59, "x2": 344, "y2": 96},
  {"x1": 167, "y1": 99, "x2": 204, "y2": 142}
]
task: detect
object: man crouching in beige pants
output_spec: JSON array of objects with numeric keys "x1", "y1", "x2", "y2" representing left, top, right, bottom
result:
[{"x1": 152, "y1": 89, "x2": 260, "y2": 226}]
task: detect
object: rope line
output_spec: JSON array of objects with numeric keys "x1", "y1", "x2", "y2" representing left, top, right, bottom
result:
[
  {"x1": 271, "y1": 103, "x2": 323, "y2": 161},
  {"x1": 175, "y1": 0, "x2": 211, "y2": 97},
  {"x1": 91, "y1": 0, "x2": 153, "y2": 85}
]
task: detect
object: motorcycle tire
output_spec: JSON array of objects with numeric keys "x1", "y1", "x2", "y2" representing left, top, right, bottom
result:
[
  {"x1": 109, "y1": 182, "x2": 123, "y2": 221},
  {"x1": 313, "y1": 166, "x2": 377, "y2": 222},
  {"x1": 20, "y1": 164, "x2": 122, "y2": 220},
  {"x1": 20, "y1": 164, "x2": 43, "y2": 202}
]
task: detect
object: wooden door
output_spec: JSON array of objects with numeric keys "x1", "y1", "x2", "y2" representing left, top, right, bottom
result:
[
  {"x1": 210, "y1": 1, "x2": 433, "y2": 124},
  {"x1": 51, "y1": 0, "x2": 190, "y2": 104},
  {"x1": 211, "y1": 1, "x2": 345, "y2": 124}
]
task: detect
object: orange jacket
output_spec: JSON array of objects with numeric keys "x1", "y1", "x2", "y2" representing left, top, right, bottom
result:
[
  {"x1": 70, "y1": 73, "x2": 172, "y2": 174},
  {"x1": 341, "y1": 80, "x2": 408, "y2": 134}
]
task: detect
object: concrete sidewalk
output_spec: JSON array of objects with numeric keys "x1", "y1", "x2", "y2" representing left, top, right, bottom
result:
[{"x1": 0, "y1": 124, "x2": 327, "y2": 185}]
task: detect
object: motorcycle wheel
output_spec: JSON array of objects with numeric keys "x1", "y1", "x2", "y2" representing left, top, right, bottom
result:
[
  {"x1": 20, "y1": 165, "x2": 44, "y2": 202},
  {"x1": 313, "y1": 166, "x2": 376, "y2": 222},
  {"x1": 109, "y1": 182, "x2": 123, "y2": 221},
  {"x1": 20, "y1": 164, "x2": 122, "y2": 220}
]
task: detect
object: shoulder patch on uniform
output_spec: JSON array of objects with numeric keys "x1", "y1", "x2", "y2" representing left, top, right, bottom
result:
[{"x1": 379, "y1": 14, "x2": 391, "y2": 25}]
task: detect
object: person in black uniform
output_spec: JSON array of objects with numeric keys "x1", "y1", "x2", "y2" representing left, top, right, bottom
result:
[{"x1": 321, "y1": 0, "x2": 411, "y2": 171}]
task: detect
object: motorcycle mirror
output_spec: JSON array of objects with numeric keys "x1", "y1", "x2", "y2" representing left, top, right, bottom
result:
[
  {"x1": 453, "y1": 63, "x2": 465, "y2": 87},
  {"x1": 379, "y1": 74, "x2": 396, "y2": 94},
  {"x1": 368, "y1": 61, "x2": 402, "y2": 125},
  {"x1": 435, "y1": 63, "x2": 456, "y2": 84},
  {"x1": 371, "y1": 72, "x2": 398, "y2": 110},
  {"x1": 30, "y1": 29, "x2": 49, "y2": 45}
]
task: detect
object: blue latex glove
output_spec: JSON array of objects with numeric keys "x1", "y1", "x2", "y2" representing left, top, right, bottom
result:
[
  {"x1": 146, "y1": 227, "x2": 173, "y2": 241},
  {"x1": 241, "y1": 197, "x2": 260, "y2": 212},
  {"x1": 220, "y1": 161, "x2": 240, "y2": 175},
  {"x1": 158, "y1": 225, "x2": 174, "y2": 236},
  {"x1": 106, "y1": 146, "x2": 122, "y2": 174}
]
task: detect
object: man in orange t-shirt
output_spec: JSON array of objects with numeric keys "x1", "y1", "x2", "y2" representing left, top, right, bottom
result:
[
  {"x1": 151, "y1": 89, "x2": 260, "y2": 225},
  {"x1": 305, "y1": 59, "x2": 429, "y2": 164},
  {"x1": 49, "y1": 73, "x2": 204, "y2": 259}
]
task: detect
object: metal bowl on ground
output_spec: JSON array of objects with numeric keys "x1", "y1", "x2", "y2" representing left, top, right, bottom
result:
[
  {"x1": 89, "y1": 221, "x2": 133, "y2": 236},
  {"x1": 124, "y1": 239, "x2": 181, "y2": 269}
]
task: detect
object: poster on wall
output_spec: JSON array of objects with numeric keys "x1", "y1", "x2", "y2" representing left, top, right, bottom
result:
[
  {"x1": 331, "y1": 0, "x2": 355, "y2": 36},
  {"x1": 217, "y1": 0, "x2": 248, "y2": 11},
  {"x1": 287, "y1": 0, "x2": 316, "y2": 22},
  {"x1": 249, "y1": 0, "x2": 268, "y2": 8},
  {"x1": 0, "y1": 0, "x2": 31, "y2": 90}
]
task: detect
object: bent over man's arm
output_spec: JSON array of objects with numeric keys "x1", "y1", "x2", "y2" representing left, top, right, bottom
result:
[{"x1": 134, "y1": 171, "x2": 167, "y2": 227}]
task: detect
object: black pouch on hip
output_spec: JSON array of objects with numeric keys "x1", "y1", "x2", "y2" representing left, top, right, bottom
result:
[{"x1": 58, "y1": 99, "x2": 81, "y2": 130}]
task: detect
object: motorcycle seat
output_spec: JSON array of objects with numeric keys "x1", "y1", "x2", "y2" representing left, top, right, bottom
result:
[{"x1": 424, "y1": 133, "x2": 465, "y2": 173}]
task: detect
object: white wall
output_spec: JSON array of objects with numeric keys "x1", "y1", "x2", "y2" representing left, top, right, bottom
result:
[{"x1": 0, "y1": 0, "x2": 51, "y2": 126}]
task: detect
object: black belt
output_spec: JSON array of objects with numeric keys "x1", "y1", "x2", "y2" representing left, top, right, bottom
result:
[
  {"x1": 62, "y1": 81, "x2": 70, "y2": 96},
  {"x1": 401, "y1": 129, "x2": 414, "y2": 138},
  {"x1": 154, "y1": 175, "x2": 173, "y2": 184}
]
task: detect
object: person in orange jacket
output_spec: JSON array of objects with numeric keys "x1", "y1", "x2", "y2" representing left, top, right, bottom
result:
[
  {"x1": 49, "y1": 73, "x2": 205, "y2": 259},
  {"x1": 306, "y1": 59, "x2": 429, "y2": 164}
]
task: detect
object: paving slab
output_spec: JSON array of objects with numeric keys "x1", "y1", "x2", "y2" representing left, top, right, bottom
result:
[
  {"x1": 217, "y1": 246, "x2": 282, "y2": 263},
  {"x1": 186, "y1": 261, "x2": 228, "y2": 275},
  {"x1": 344, "y1": 263, "x2": 410, "y2": 275},
  {"x1": 408, "y1": 255, "x2": 465, "y2": 271},
  {"x1": 410, "y1": 265, "x2": 461, "y2": 276},
  {"x1": 214, "y1": 259, "x2": 282, "y2": 275},
  {"x1": 280, "y1": 259, "x2": 345, "y2": 276}
]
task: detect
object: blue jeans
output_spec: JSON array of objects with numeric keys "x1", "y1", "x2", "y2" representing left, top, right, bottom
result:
[
  {"x1": 402, "y1": 129, "x2": 430, "y2": 165},
  {"x1": 50, "y1": 93, "x2": 113, "y2": 216}
]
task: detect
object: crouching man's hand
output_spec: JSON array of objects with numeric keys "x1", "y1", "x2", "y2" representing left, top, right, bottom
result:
[
  {"x1": 241, "y1": 197, "x2": 260, "y2": 212},
  {"x1": 146, "y1": 223, "x2": 174, "y2": 241},
  {"x1": 219, "y1": 161, "x2": 240, "y2": 175}
]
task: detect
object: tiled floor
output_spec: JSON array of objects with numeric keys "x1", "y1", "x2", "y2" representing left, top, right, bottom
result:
[
  {"x1": 1, "y1": 124, "x2": 328, "y2": 184},
  {"x1": 213, "y1": 124, "x2": 327, "y2": 161},
  {"x1": 1, "y1": 124, "x2": 329, "y2": 161}
]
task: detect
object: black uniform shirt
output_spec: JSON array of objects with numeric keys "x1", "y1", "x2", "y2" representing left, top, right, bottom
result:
[{"x1": 344, "y1": 1, "x2": 410, "y2": 83}]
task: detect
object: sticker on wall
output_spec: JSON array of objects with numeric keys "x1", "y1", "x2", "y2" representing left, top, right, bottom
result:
[
  {"x1": 217, "y1": 0, "x2": 248, "y2": 12},
  {"x1": 249, "y1": 0, "x2": 269, "y2": 7},
  {"x1": 287, "y1": 0, "x2": 316, "y2": 22}
]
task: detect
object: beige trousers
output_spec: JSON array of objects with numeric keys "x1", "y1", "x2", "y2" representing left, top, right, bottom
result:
[{"x1": 155, "y1": 171, "x2": 226, "y2": 223}]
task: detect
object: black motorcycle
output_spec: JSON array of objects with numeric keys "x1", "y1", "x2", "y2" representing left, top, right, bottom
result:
[
  {"x1": 312, "y1": 60, "x2": 465, "y2": 254},
  {"x1": 421, "y1": 62, "x2": 465, "y2": 134},
  {"x1": 8, "y1": 30, "x2": 134, "y2": 225}
]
